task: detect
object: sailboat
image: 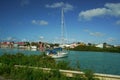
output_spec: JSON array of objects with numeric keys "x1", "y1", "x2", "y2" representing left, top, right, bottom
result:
[{"x1": 46, "y1": 8, "x2": 69, "y2": 58}]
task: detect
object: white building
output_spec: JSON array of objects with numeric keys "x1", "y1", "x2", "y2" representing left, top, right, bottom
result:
[{"x1": 96, "y1": 44, "x2": 103, "y2": 48}]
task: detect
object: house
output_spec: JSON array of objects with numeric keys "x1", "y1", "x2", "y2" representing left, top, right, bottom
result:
[
  {"x1": 13, "y1": 43, "x2": 18, "y2": 48},
  {"x1": 0, "y1": 42, "x2": 13, "y2": 48},
  {"x1": 96, "y1": 44, "x2": 104, "y2": 48},
  {"x1": 17, "y1": 42, "x2": 25, "y2": 49}
]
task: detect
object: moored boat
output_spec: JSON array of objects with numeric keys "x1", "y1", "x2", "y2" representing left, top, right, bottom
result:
[
  {"x1": 46, "y1": 8, "x2": 69, "y2": 58},
  {"x1": 46, "y1": 47, "x2": 68, "y2": 58}
]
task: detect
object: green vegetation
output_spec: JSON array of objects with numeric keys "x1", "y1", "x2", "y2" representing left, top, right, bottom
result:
[
  {"x1": 0, "y1": 53, "x2": 99, "y2": 80},
  {"x1": 70, "y1": 45, "x2": 120, "y2": 53}
]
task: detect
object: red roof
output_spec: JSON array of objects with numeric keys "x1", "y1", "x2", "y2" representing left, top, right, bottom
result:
[{"x1": 17, "y1": 42, "x2": 25, "y2": 45}]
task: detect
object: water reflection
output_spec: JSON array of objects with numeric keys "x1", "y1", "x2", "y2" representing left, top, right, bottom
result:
[{"x1": 30, "y1": 48, "x2": 37, "y2": 51}]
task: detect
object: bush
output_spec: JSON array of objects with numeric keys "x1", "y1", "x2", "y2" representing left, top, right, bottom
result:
[
  {"x1": 84, "y1": 69, "x2": 94, "y2": 80},
  {"x1": 57, "y1": 61, "x2": 71, "y2": 70}
]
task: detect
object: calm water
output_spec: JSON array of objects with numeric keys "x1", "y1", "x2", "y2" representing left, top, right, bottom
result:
[{"x1": 0, "y1": 48, "x2": 120, "y2": 75}]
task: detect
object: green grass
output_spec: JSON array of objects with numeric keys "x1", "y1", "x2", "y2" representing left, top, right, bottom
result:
[{"x1": 0, "y1": 52, "x2": 99, "y2": 80}]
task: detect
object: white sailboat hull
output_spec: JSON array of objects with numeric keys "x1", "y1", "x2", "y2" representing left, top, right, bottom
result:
[
  {"x1": 51, "y1": 52, "x2": 68, "y2": 58},
  {"x1": 31, "y1": 46, "x2": 37, "y2": 49},
  {"x1": 48, "y1": 52, "x2": 68, "y2": 58},
  {"x1": 46, "y1": 50, "x2": 68, "y2": 58}
]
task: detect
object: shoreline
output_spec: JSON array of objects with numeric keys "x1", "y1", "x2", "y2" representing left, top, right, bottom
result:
[{"x1": 0, "y1": 47, "x2": 120, "y2": 54}]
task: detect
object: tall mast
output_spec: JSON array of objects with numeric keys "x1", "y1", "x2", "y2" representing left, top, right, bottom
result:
[{"x1": 61, "y1": 8, "x2": 64, "y2": 45}]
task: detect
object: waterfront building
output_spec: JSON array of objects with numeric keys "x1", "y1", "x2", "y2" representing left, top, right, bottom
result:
[{"x1": 96, "y1": 44, "x2": 104, "y2": 48}]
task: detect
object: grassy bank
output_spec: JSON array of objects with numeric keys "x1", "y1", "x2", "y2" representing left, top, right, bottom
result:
[{"x1": 0, "y1": 53, "x2": 99, "y2": 80}]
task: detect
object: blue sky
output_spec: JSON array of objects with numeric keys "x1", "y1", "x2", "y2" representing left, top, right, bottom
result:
[{"x1": 0, "y1": 0, "x2": 120, "y2": 45}]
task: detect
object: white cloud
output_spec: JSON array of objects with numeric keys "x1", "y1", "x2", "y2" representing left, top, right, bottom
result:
[
  {"x1": 84, "y1": 29, "x2": 90, "y2": 32},
  {"x1": 46, "y1": 2, "x2": 64, "y2": 8},
  {"x1": 105, "y1": 3, "x2": 120, "y2": 16},
  {"x1": 39, "y1": 20, "x2": 48, "y2": 25},
  {"x1": 79, "y1": 3, "x2": 120, "y2": 20},
  {"x1": 32, "y1": 20, "x2": 48, "y2": 26},
  {"x1": 107, "y1": 37, "x2": 116, "y2": 42},
  {"x1": 22, "y1": 38, "x2": 27, "y2": 42},
  {"x1": 116, "y1": 20, "x2": 120, "y2": 25},
  {"x1": 63, "y1": 3, "x2": 74, "y2": 12},
  {"x1": 84, "y1": 29, "x2": 105, "y2": 37},
  {"x1": 6, "y1": 37, "x2": 16, "y2": 41},
  {"x1": 45, "y1": 2, "x2": 74, "y2": 12},
  {"x1": 32, "y1": 20, "x2": 37, "y2": 24},
  {"x1": 40, "y1": 36, "x2": 44, "y2": 39},
  {"x1": 79, "y1": 8, "x2": 109, "y2": 20},
  {"x1": 90, "y1": 32, "x2": 104, "y2": 37},
  {"x1": 21, "y1": 0, "x2": 30, "y2": 6}
]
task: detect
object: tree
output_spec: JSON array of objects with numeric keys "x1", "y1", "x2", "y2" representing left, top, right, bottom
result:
[{"x1": 103, "y1": 42, "x2": 107, "y2": 48}]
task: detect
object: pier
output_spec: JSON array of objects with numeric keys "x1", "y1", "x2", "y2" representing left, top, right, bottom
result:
[{"x1": 15, "y1": 65, "x2": 120, "y2": 80}]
